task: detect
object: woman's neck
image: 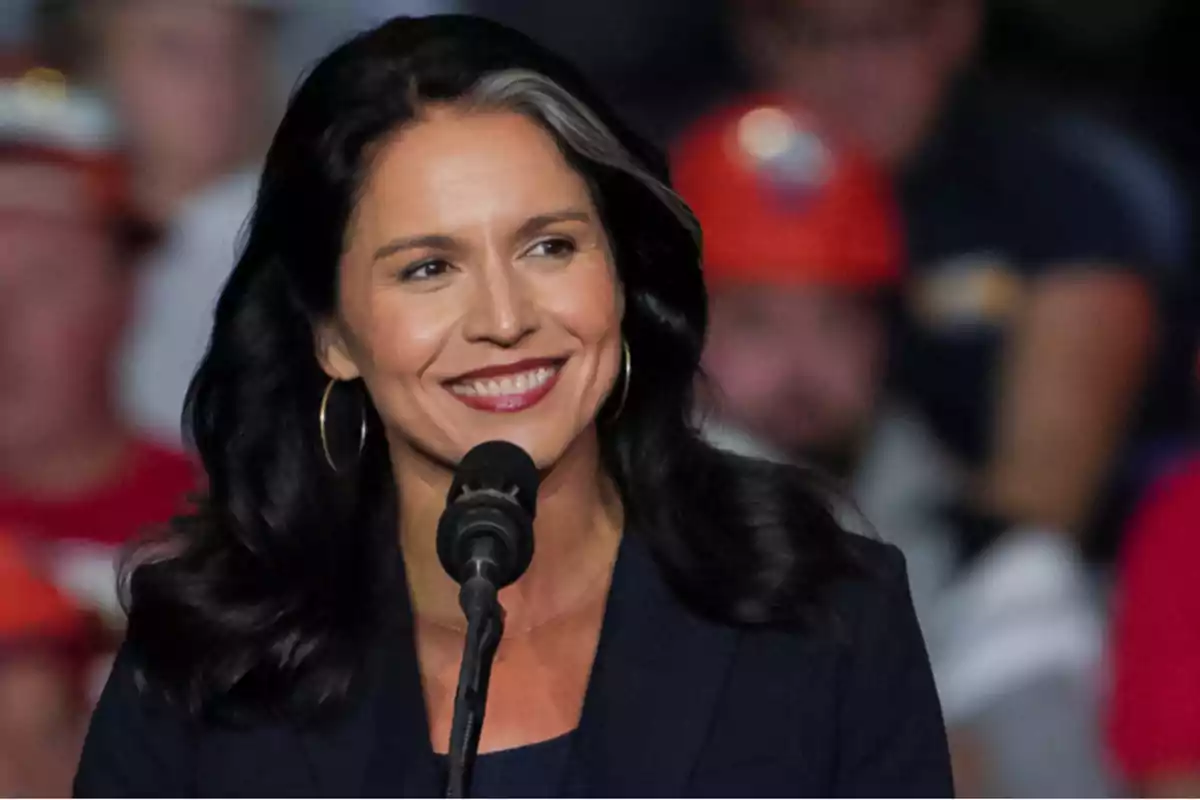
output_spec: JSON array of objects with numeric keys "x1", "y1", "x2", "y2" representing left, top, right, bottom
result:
[{"x1": 394, "y1": 430, "x2": 623, "y2": 634}]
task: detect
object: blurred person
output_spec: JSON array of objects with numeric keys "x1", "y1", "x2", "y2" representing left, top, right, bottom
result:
[
  {"x1": 675, "y1": 96, "x2": 1116, "y2": 797},
  {"x1": 0, "y1": 534, "x2": 101, "y2": 798},
  {"x1": 1108, "y1": 350, "x2": 1200, "y2": 797},
  {"x1": 735, "y1": 0, "x2": 977, "y2": 167},
  {"x1": 37, "y1": 0, "x2": 274, "y2": 225},
  {"x1": 736, "y1": 6, "x2": 1170, "y2": 786},
  {"x1": 734, "y1": 0, "x2": 1164, "y2": 554},
  {"x1": 675, "y1": 97, "x2": 958, "y2": 628},
  {"x1": 36, "y1": 0, "x2": 281, "y2": 441},
  {"x1": 677, "y1": 99, "x2": 904, "y2": 478},
  {"x1": 0, "y1": 63, "x2": 197, "y2": 620}
]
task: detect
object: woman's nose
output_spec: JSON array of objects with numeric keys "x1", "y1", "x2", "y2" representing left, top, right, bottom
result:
[{"x1": 461, "y1": 256, "x2": 538, "y2": 346}]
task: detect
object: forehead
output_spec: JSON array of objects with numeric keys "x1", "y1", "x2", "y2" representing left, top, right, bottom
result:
[
  {"x1": 111, "y1": 0, "x2": 262, "y2": 40},
  {"x1": 356, "y1": 108, "x2": 593, "y2": 233}
]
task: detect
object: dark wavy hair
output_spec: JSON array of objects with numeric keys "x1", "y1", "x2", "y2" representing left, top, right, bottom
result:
[{"x1": 123, "y1": 14, "x2": 860, "y2": 720}]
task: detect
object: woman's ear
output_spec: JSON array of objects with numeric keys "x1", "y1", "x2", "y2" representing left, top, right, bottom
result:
[{"x1": 314, "y1": 319, "x2": 361, "y2": 381}]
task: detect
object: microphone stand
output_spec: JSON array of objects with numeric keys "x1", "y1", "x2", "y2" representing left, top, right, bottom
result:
[{"x1": 445, "y1": 543, "x2": 506, "y2": 799}]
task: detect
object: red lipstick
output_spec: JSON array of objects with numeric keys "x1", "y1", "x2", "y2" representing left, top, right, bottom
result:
[{"x1": 445, "y1": 358, "x2": 564, "y2": 413}]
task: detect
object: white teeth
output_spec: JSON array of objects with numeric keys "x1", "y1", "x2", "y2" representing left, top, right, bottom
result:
[{"x1": 449, "y1": 365, "x2": 560, "y2": 398}]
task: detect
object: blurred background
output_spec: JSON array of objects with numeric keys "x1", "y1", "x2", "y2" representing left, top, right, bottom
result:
[{"x1": 0, "y1": 0, "x2": 1197, "y2": 796}]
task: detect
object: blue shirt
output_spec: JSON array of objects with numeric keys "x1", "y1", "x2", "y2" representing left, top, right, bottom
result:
[{"x1": 895, "y1": 86, "x2": 1184, "y2": 466}]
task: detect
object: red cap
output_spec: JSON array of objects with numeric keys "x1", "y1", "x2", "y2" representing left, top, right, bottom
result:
[
  {"x1": 672, "y1": 96, "x2": 903, "y2": 290},
  {"x1": 0, "y1": 58, "x2": 132, "y2": 223}
]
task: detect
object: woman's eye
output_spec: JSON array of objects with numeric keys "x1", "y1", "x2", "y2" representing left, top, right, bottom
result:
[
  {"x1": 399, "y1": 259, "x2": 453, "y2": 282},
  {"x1": 525, "y1": 237, "x2": 577, "y2": 259}
]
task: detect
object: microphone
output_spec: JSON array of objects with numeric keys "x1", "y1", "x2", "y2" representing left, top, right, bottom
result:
[
  {"x1": 436, "y1": 441, "x2": 539, "y2": 798},
  {"x1": 437, "y1": 440, "x2": 538, "y2": 599}
]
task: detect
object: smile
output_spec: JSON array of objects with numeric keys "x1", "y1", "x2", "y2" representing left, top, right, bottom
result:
[{"x1": 445, "y1": 358, "x2": 564, "y2": 413}]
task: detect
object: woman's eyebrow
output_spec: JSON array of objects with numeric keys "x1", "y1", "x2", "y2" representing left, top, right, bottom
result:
[
  {"x1": 511, "y1": 209, "x2": 592, "y2": 241},
  {"x1": 372, "y1": 233, "x2": 461, "y2": 262}
]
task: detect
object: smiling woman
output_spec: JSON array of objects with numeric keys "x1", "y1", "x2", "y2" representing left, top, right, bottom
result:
[
  {"x1": 318, "y1": 107, "x2": 624, "y2": 468},
  {"x1": 73, "y1": 14, "x2": 952, "y2": 798}
]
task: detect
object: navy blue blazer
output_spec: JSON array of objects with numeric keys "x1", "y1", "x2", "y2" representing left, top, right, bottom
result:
[{"x1": 75, "y1": 533, "x2": 953, "y2": 797}]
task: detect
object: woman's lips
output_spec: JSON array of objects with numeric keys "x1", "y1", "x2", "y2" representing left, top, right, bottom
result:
[{"x1": 445, "y1": 359, "x2": 564, "y2": 413}]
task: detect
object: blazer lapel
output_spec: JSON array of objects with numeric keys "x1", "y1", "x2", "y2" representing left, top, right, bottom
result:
[
  {"x1": 298, "y1": 548, "x2": 439, "y2": 797},
  {"x1": 569, "y1": 533, "x2": 740, "y2": 797},
  {"x1": 361, "y1": 608, "x2": 441, "y2": 797}
]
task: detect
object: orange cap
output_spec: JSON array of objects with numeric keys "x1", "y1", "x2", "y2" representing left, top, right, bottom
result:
[
  {"x1": 672, "y1": 96, "x2": 903, "y2": 289},
  {"x1": 0, "y1": 535, "x2": 89, "y2": 646}
]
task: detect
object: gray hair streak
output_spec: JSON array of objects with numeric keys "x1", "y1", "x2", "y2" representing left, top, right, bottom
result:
[{"x1": 462, "y1": 68, "x2": 701, "y2": 248}]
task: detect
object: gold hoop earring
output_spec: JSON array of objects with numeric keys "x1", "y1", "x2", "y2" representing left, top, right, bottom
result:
[
  {"x1": 320, "y1": 378, "x2": 366, "y2": 473},
  {"x1": 607, "y1": 340, "x2": 632, "y2": 423}
]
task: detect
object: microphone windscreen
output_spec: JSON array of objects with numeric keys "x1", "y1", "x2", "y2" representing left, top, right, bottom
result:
[{"x1": 450, "y1": 440, "x2": 540, "y2": 517}]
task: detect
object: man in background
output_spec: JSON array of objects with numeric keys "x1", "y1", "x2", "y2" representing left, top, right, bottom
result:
[
  {"x1": 675, "y1": 93, "x2": 958, "y2": 642},
  {"x1": 730, "y1": 7, "x2": 1174, "y2": 791},
  {"x1": 677, "y1": 99, "x2": 901, "y2": 469},
  {"x1": 733, "y1": 0, "x2": 1171, "y2": 557},
  {"x1": 674, "y1": 96, "x2": 1115, "y2": 796},
  {"x1": 0, "y1": 62, "x2": 196, "y2": 622},
  {"x1": 35, "y1": 0, "x2": 280, "y2": 442}
]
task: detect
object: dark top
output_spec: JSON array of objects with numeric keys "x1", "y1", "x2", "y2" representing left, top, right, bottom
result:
[
  {"x1": 895, "y1": 88, "x2": 1180, "y2": 466},
  {"x1": 74, "y1": 533, "x2": 953, "y2": 798},
  {"x1": 428, "y1": 732, "x2": 574, "y2": 798}
]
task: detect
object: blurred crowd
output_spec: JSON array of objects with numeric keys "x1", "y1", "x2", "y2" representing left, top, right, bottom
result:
[{"x1": 1, "y1": 0, "x2": 1197, "y2": 796}]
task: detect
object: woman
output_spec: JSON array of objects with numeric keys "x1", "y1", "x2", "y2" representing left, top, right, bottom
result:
[
  {"x1": 0, "y1": 60, "x2": 196, "y2": 623},
  {"x1": 75, "y1": 15, "x2": 952, "y2": 797}
]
